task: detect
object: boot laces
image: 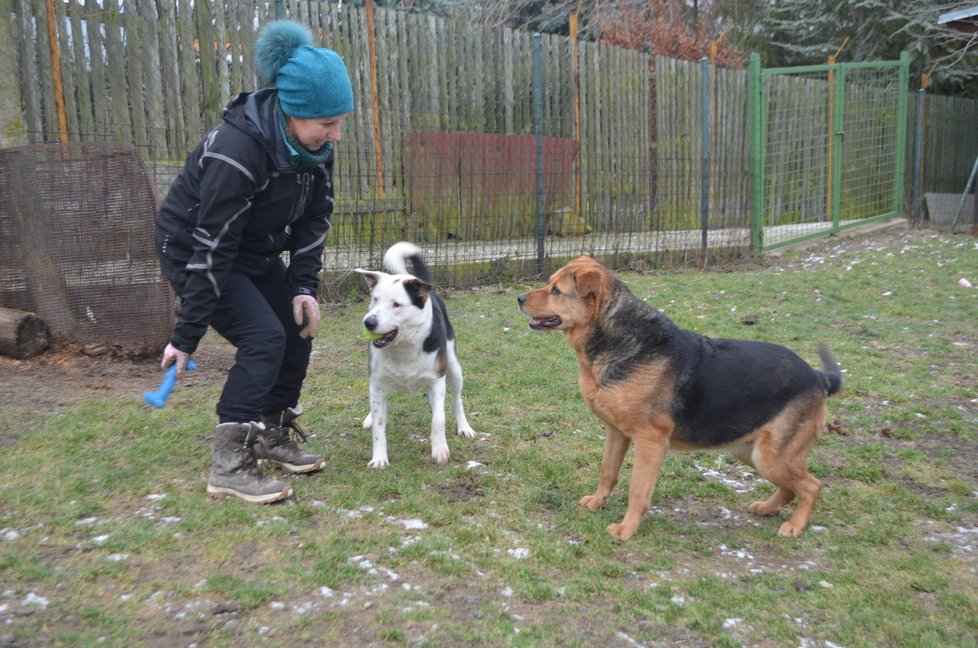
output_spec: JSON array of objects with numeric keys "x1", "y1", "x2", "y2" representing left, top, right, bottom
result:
[
  {"x1": 285, "y1": 418, "x2": 309, "y2": 444},
  {"x1": 273, "y1": 413, "x2": 308, "y2": 445}
]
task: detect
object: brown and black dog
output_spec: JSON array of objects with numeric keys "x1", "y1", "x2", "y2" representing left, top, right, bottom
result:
[{"x1": 518, "y1": 257, "x2": 842, "y2": 540}]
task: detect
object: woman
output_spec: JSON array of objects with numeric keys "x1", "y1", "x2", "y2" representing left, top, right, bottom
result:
[{"x1": 154, "y1": 20, "x2": 353, "y2": 503}]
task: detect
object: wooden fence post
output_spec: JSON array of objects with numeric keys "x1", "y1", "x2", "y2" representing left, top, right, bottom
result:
[
  {"x1": 365, "y1": 0, "x2": 385, "y2": 198},
  {"x1": 42, "y1": 0, "x2": 68, "y2": 143},
  {"x1": 570, "y1": 10, "x2": 582, "y2": 222},
  {"x1": 0, "y1": 0, "x2": 28, "y2": 147},
  {"x1": 748, "y1": 53, "x2": 764, "y2": 254},
  {"x1": 533, "y1": 33, "x2": 544, "y2": 275}
]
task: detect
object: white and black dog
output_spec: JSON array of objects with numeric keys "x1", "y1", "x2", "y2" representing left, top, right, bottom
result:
[{"x1": 356, "y1": 242, "x2": 476, "y2": 468}]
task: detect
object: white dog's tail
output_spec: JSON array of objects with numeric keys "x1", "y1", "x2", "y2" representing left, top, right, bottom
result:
[{"x1": 383, "y1": 241, "x2": 432, "y2": 283}]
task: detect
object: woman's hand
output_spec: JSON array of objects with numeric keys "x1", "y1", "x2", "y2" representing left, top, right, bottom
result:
[
  {"x1": 161, "y1": 343, "x2": 192, "y2": 376},
  {"x1": 293, "y1": 295, "x2": 321, "y2": 339}
]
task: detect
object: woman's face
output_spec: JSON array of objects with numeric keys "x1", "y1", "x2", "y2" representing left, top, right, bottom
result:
[{"x1": 288, "y1": 114, "x2": 347, "y2": 151}]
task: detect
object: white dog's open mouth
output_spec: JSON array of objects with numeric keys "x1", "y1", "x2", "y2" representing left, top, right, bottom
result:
[
  {"x1": 371, "y1": 329, "x2": 399, "y2": 348},
  {"x1": 528, "y1": 316, "x2": 562, "y2": 330}
]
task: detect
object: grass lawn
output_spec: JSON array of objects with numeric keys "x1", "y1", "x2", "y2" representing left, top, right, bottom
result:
[{"x1": 1, "y1": 227, "x2": 976, "y2": 646}]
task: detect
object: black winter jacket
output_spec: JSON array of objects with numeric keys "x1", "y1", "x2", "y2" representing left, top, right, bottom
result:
[{"x1": 155, "y1": 89, "x2": 334, "y2": 354}]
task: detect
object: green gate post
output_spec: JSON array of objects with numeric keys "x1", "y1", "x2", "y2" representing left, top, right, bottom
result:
[
  {"x1": 830, "y1": 60, "x2": 845, "y2": 232},
  {"x1": 893, "y1": 51, "x2": 910, "y2": 218},
  {"x1": 748, "y1": 53, "x2": 764, "y2": 253}
]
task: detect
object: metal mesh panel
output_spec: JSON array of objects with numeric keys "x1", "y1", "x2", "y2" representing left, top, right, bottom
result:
[
  {"x1": 762, "y1": 70, "x2": 834, "y2": 247},
  {"x1": 839, "y1": 67, "x2": 903, "y2": 223},
  {"x1": 758, "y1": 59, "x2": 907, "y2": 250},
  {"x1": 0, "y1": 142, "x2": 173, "y2": 354}
]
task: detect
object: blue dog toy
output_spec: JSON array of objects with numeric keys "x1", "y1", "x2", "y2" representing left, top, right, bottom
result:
[{"x1": 143, "y1": 359, "x2": 196, "y2": 408}]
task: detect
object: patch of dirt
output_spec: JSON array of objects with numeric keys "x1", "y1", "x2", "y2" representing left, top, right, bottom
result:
[
  {"x1": 0, "y1": 340, "x2": 236, "y2": 444},
  {"x1": 432, "y1": 474, "x2": 485, "y2": 502},
  {"x1": 1, "y1": 304, "x2": 360, "y2": 441}
]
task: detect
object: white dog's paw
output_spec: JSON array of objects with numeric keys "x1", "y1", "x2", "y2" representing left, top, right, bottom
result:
[
  {"x1": 362, "y1": 413, "x2": 372, "y2": 429},
  {"x1": 431, "y1": 446, "x2": 450, "y2": 465},
  {"x1": 457, "y1": 427, "x2": 476, "y2": 438},
  {"x1": 367, "y1": 456, "x2": 390, "y2": 469}
]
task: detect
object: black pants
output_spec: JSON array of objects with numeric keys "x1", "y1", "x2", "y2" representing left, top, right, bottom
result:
[{"x1": 193, "y1": 259, "x2": 311, "y2": 423}]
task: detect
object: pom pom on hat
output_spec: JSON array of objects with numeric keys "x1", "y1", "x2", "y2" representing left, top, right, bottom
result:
[
  {"x1": 254, "y1": 20, "x2": 354, "y2": 119},
  {"x1": 255, "y1": 20, "x2": 312, "y2": 85}
]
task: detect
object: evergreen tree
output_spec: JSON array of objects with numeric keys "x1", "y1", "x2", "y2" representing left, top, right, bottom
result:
[
  {"x1": 357, "y1": 0, "x2": 976, "y2": 94},
  {"x1": 760, "y1": 0, "x2": 978, "y2": 93}
]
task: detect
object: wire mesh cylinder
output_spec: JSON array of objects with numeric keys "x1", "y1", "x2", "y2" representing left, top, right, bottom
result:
[{"x1": 0, "y1": 142, "x2": 174, "y2": 355}]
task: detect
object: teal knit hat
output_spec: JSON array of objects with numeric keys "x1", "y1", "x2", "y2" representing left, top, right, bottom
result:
[{"x1": 255, "y1": 20, "x2": 354, "y2": 119}]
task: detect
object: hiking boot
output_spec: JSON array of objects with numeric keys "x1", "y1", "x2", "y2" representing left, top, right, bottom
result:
[
  {"x1": 207, "y1": 422, "x2": 293, "y2": 504},
  {"x1": 257, "y1": 405, "x2": 325, "y2": 474}
]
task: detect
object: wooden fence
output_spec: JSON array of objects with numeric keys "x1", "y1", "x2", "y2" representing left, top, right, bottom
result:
[
  {"x1": 6, "y1": 0, "x2": 978, "y2": 288},
  {"x1": 10, "y1": 0, "x2": 649, "y2": 209},
  {"x1": 654, "y1": 56, "x2": 751, "y2": 233}
]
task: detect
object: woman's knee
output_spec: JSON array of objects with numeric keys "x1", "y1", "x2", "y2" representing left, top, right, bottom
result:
[{"x1": 248, "y1": 326, "x2": 287, "y2": 356}]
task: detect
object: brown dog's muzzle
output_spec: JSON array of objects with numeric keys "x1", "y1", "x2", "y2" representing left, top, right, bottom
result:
[{"x1": 518, "y1": 292, "x2": 562, "y2": 330}]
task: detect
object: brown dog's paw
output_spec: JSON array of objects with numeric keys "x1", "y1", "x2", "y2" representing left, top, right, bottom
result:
[
  {"x1": 606, "y1": 521, "x2": 638, "y2": 541},
  {"x1": 579, "y1": 494, "x2": 607, "y2": 510},
  {"x1": 748, "y1": 500, "x2": 779, "y2": 516},
  {"x1": 777, "y1": 520, "x2": 805, "y2": 538}
]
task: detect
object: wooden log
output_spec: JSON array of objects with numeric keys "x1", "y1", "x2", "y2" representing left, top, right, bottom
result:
[{"x1": 0, "y1": 307, "x2": 52, "y2": 359}]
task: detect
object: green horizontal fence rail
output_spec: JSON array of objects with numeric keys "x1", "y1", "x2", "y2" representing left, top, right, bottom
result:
[{"x1": 749, "y1": 52, "x2": 910, "y2": 251}]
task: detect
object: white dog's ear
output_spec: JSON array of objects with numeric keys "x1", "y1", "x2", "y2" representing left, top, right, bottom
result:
[
  {"x1": 355, "y1": 268, "x2": 382, "y2": 290},
  {"x1": 403, "y1": 277, "x2": 432, "y2": 304}
]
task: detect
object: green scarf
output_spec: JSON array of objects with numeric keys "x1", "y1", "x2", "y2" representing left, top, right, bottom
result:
[{"x1": 276, "y1": 100, "x2": 333, "y2": 169}]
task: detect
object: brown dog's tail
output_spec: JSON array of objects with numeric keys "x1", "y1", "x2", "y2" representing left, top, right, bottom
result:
[{"x1": 817, "y1": 344, "x2": 843, "y2": 396}]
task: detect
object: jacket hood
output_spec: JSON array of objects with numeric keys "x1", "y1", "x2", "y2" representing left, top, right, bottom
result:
[{"x1": 222, "y1": 89, "x2": 293, "y2": 170}]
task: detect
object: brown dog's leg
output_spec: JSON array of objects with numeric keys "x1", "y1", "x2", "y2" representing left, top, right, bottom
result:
[
  {"x1": 732, "y1": 441, "x2": 796, "y2": 517},
  {"x1": 607, "y1": 432, "x2": 670, "y2": 541},
  {"x1": 580, "y1": 425, "x2": 630, "y2": 511},
  {"x1": 776, "y1": 474, "x2": 821, "y2": 537},
  {"x1": 749, "y1": 416, "x2": 823, "y2": 537},
  {"x1": 750, "y1": 468, "x2": 821, "y2": 537},
  {"x1": 748, "y1": 487, "x2": 795, "y2": 517},
  {"x1": 731, "y1": 441, "x2": 797, "y2": 519}
]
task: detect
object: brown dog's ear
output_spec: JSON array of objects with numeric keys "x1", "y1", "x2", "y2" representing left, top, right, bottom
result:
[
  {"x1": 355, "y1": 269, "x2": 382, "y2": 290},
  {"x1": 575, "y1": 267, "x2": 606, "y2": 301}
]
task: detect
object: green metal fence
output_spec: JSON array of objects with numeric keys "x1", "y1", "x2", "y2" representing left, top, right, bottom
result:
[{"x1": 749, "y1": 53, "x2": 910, "y2": 251}]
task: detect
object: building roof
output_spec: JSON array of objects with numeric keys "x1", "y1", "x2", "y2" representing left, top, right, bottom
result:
[{"x1": 938, "y1": 6, "x2": 978, "y2": 25}]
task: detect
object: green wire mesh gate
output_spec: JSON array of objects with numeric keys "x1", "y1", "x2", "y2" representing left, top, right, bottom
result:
[{"x1": 749, "y1": 53, "x2": 910, "y2": 251}]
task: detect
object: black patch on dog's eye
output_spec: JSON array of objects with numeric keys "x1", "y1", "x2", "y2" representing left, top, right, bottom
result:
[{"x1": 550, "y1": 286, "x2": 561, "y2": 296}]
